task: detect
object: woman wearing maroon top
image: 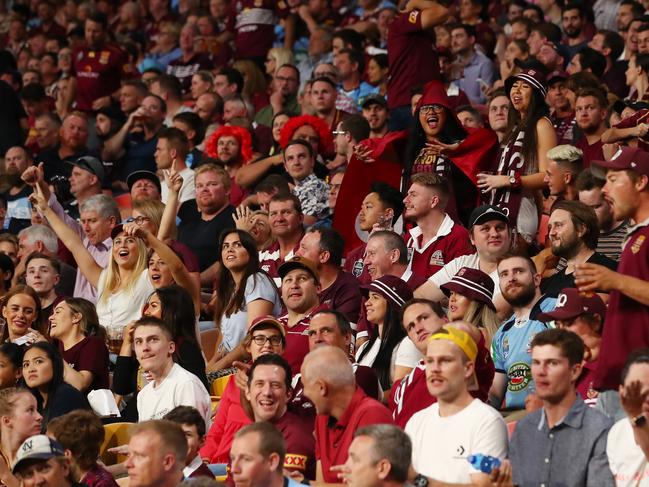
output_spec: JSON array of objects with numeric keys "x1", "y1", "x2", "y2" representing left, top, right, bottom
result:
[
  {"x1": 50, "y1": 298, "x2": 110, "y2": 393},
  {"x1": 478, "y1": 68, "x2": 557, "y2": 244}
]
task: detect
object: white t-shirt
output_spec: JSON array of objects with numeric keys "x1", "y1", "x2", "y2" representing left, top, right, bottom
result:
[
  {"x1": 429, "y1": 253, "x2": 502, "y2": 299},
  {"x1": 607, "y1": 417, "x2": 649, "y2": 486},
  {"x1": 161, "y1": 166, "x2": 195, "y2": 204},
  {"x1": 137, "y1": 363, "x2": 211, "y2": 428},
  {"x1": 96, "y1": 268, "x2": 154, "y2": 331},
  {"x1": 355, "y1": 336, "x2": 421, "y2": 377},
  {"x1": 405, "y1": 399, "x2": 508, "y2": 483}
]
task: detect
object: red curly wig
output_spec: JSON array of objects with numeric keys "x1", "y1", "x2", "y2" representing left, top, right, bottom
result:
[
  {"x1": 279, "y1": 115, "x2": 333, "y2": 155},
  {"x1": 205, "y1": 125, "x2": 254, "y2": 164}
]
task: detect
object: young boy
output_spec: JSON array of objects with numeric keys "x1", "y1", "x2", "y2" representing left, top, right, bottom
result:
[{"x1": 164, "y1": 406, "x2": 214, "y2": 479}]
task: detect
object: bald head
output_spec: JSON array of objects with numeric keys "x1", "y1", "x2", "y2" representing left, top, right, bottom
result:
[{"x1": 301, "y1": 346, "x2": 355, "y2": 389}]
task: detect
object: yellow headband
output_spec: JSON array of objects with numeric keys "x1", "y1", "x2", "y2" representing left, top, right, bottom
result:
[{"x1": 429, "y1": 327, "x2": 478, "y2": 362}]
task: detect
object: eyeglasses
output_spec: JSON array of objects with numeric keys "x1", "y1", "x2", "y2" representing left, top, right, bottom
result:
[
  {"x1": 126, "y1": 216, "x2": 151, "y2": 225},
  {"x1": 251, "y1": 335, "x2": 283, "y2": 346},
  {"x1": 420, "y1": 104, "x2": 445, "y2": 114}
]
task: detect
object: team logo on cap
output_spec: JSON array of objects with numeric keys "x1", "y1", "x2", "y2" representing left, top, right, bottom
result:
[
  {"x1": 507, "y1": 362, "x2": 531, "y2": 392},
  {"x1": 21, "y1": 439, "x2": 33, "y2": 454},
  {"x1": 556, "y1": 293, "x2": 568, "y2": 308},
  {"x1": 409, "y1": 11, "x2": 418, "y2": 23}
]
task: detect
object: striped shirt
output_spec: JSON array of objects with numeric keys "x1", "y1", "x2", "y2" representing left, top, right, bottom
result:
[{"x1": 597, "y1": 221, "x2": 630, "y2": 262}]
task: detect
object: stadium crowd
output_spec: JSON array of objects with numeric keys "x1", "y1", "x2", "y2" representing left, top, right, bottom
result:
[{"x1": 0, "y1": 0, "x2": 647, "y2": 486}]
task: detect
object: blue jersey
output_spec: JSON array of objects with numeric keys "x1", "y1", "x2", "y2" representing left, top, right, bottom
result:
[{"x1": 492, "y1": 296, "x2": 556, "y2": 409}]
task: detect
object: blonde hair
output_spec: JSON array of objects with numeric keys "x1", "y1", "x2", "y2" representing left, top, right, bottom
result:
[
  {"x1": 132, "y1": 199, "x2": 165, "y2": 233},
  {"x1": 0, "y1": 387, "x2": 32, "y2": 417},
  {"x1": 268, "y1": 48, "x2": 295, "y2": 71},
  {"x1": 100, "y1": 237, "x2": 149, "y2": 304},
  {"x1": 233, "y1": 59, "x2": 268, "y2": 100},
  {"x1": 460, "y1": 301, "x2": 500, "y2": 346},
  {"x1": 194, "y1": 163, "x2": 231, "y2": 190}
]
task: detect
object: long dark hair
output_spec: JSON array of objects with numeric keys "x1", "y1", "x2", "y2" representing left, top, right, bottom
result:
[
  {"x1": 502, "y1": 84, "x2": 549, "y2": 173},
  {"x1": 403, "y1": 107, "x2": 467, "y2": 192},
  {"x1": 151, "y1": 285, "x2": 199, "y2": 346},
  {"x1": 357, "y1": 299, "x2": 406, "y2": 390},
  {"x1": 0, "y1": 285, "x2": 44, "y2": 342},
  {"x1": 214, "y1": 229, "x2": 263, "y2": 326},
  {"x1": 63, "y1": 297, "x2": 106, "y2": 340},
  {"x1": 23, "y1": 342, "x2": 64, "y2": 420}
]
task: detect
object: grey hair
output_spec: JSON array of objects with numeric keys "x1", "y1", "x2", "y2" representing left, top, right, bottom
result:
[
  {"x1": 303, "y1": 346, "x2": 355, "y2": 389},
  {"x1": 18, "y1": 225, "x2": 58, "y2": 253},
  {"x1": 354, "y1": 424, "x2": 412, "y2": 482},
  {"x1": 223, "y1": 94, "x2": 254, "y2": 118},
  {"x1": 79, "y1": 194, "x2": 120, "y2": 221}
]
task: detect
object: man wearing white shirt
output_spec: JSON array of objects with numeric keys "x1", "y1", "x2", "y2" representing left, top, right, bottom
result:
[
  {"x1": 155, "y1": 127, "x2": 195, "y2": 204},
  {"x1": 405, "y1": 325, "x2": 508, "y2": 485},
  {"x1": 134, "y1": 317, "x2": 211, "y2": 428}
]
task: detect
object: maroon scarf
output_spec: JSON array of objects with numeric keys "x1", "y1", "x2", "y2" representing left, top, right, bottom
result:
[{"x1": 488, "y1": 128, "x2": 525, "y2": 223}]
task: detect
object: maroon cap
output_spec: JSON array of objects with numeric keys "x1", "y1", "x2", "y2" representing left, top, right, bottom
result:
[
  {"x1": 505, "y1": 68, "x2": 547, "y2": 98},
  {"x1": 362, "y1": 275, "x2": 413, "y2": 309},
  {"x1": 591, "y1": 146, "x2": 649, "y2": 178},
  {"x1": 440, "y1": 267, "x2": 496, "y2": 311},
  {"x1": 538, "y1": 288, "x2": 607, "y2": 321}
]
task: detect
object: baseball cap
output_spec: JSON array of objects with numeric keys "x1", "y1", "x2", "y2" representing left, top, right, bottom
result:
[
  {"x1": 538, "y1": 288, "x2": 606, "y2": 322},
  {"x1": 248, "y1": 315, "x2": 286, "y2": 337},
  {"x1": 126, "y1": 170, "x2": 162, "y2": 194},
  {"x1": 361, "y1": 275, "x2": 413, "y2": 309},
  {"x1": 361, "y1": 93, "x2": 387, "y2": 109},
  {"x1": 440, "y1": 267, "x2": 496, "y2": 311},
  {"x1": 505, "y1": 67, "x2": 548, "y2": 98},
  {"x1": 429, "y1": 326, "x2": 478, "y2": 362},
  {"x1": 591, "y1": 146, "x2": 649, "y2": 178},
  {"x1": 67, "y1": 156, "x2": 106, "y2": 186},
  {"x1": 278, "y1": 256, "x2": 320, "y2": 283},
  {"x1": 12, "y1": 435, "x2": 66, "y2": 474},
  {"x1": 468, "y1": 205, "x2": 509, "y2": 228},
  {"x1": 547, "y1": 69, "x2": 569, "y2": 86}
]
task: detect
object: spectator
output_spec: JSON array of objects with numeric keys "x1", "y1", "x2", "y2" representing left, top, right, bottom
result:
[
  {"x1": 230, "y1": 423, "x2": 301, "y2": 487},
  {"x1": 543, "y1": 145, "x2": 584, "y2": 199},
  {"x1": 119, "y1": 79, "x2": 149, "y2": 116},
  {"x1": 24, "y1": 253, "x2": 60, "y2": 324},
  {"x1": 404, "y1": 173, "x2": 473, "y2": 278},
  {"x1": 163, "y1": 406, "x2": 213, "y2": 479},
  {"x1": 345, "y1": 182, "x2": 403, "y2": 284},
  {"x1": 361, "y1": 94, "x2": 389, "y2": 139},
  {"x1": 103, "y1": 94, "x2": 167, "y2": 186},
  {"x1": 301, "y1": 346, "x2": 393, "y2": 483},
  {"x1": 255, "y1": 65, "x2": 301, "y2": 128},
  {"x1": 133, "y1": 317, "x2": 210, "y2": 425},
  {"x1": 166, "y1": 24, "x2": 212, "y2": 95},
  {"x1": 66, "y1": 156, "x2": 105, "y2": 218},
  {"x1": 357, "y1": 275, "x2": 418, "y2": 390},
  {"x1": 510, "y1": 329, "x2": 614, "y2": 486},
  {"x1": 311, "y1": 76, "x2": 349, "y2": 131},
  {"x1": 265, "y1": 48, "x2": 295, "y2": 79},
  {"x1": 406, "y1": 326, "x2": 507, "y2": 484},
  {"x1": 46, "y1": 410, "x2": 119, "y2": 487},
  {"x1": 22, "y1": 341, "x2": 89, "y2": 431},
  {"x1": 589, "y1": 29, "x2": 629, "y2": 98},
  {"x1": 527, "y1": 22, "x2": 563, "y2": 57},
  {"x1": 562, "y1": 3, "x2": 590, "y2": 59},
  {"x1": 568, "y1": 47, "x2": 607, "y2": 80},
  {"x1": 0, "y1": 234, "x2": 19, "y2": 267},
  {"x1": 195, "y1": 92, "x2": 223, "y2": 141},
  {"x1": 296, "y1": 227, "x2": 361, "y2": 324},
  {"x1": 536, "y1": 41, "x2": 566, "y2": 73},
  {"x1": 176, "y1": 163, "x2": 235, "y2": 281},
  {"x1": 0, "y1": 284, "x2": 45, "y2": 348},
  {"x1": 213, "y1": 67, "x2": 244, "y2": 100},
  {"x1": 332, "y1": 114, "x2": 370, "y2": 171},
  {"x1": 478, "y1": 69, "x2": 557, "y2": 243},
  {"x1": 334, "y1": 49, "x2": 379, "y2": 109},
  {"x1": 338, "y1": 424, "x2": 412, "y2": 487},
  {"x1": 151, "y1": 75, "x2": 192, "y2": 126},
  {"x1": 127, "y1": 171, "x2": 162, "y2": 204},
  {"x1": 126, "y1": 420, "x2": 187, "y2": 487},
  {"x1": 487, "y1": 89, "x2": 510, "y2": 143},
  {"x1": 259, "y1": 194, "x2": 305, "y2": 283},
  {"x1": 283, "y1": 140, "x2": 329, "y2": 225},
  {"x1": 172, "y1": 111, "x2": 206, "y2": 168},
  {"x1": 297, "y1": 27, "x2": 333, "y2": 88},
  {"x1": 139, "y1": 22, "x2": 181, "y2": 70},
  {"x1": 450, "y1": 23, "x2": 496, "y2": 105},
  {"x1": 2, "y1": 146, "x2": 33, "y2": 234},
  {"x1": 575, "y1": 147, "x2": 649, "y2": 392},
  {"x1": 33, "y1": 113, "x2": 61, "y2": 158},
  {"x1": 576, "y1": 169, "x2": 630, "y2": 262},
  {"x1": 546, "y1": 72, "x2": 576, "y2": 146},
  {"x1": 538, "y1": 288, "x2": 606, "y2": 405},
  {"x1": 190, "y1": 71, "x2": 214, "y2": 103},
  {"x1": 607, "y1": 349, "x2": 649, "y2": 483},
  {"x1": 490, "y1": 253, "x2": 556, "y2": 411},
  {"x1": 155, "y1": 127, "x2": 195, "y2": 204},
  {"x1": 574, "y1": 87, "x2": 609, "y2": 166},
  {"x1": 244, "y1": 354, "x2": 316, "y2": 480},
  {"x1": 386, "y1": 0, "x2": 448, "y2": 130},
  {"x1": 11, "y1": 435, "x2": 77, "y2": 487},
  {"x1": 456, "y1": 105, "x2": 484, "y2": 129}
]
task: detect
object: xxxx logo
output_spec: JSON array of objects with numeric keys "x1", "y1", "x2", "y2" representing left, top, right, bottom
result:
[{"x1": 285, "y1": 454, "x2": 307, "y2": 470}]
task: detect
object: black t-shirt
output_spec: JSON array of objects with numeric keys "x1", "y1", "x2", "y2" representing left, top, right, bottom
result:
[
  {"x1": 0, "y1": 80, "x2": 26, "y2": 155},
  {"x1": 177, "y1": 201, "x2": 236, "y2": 271},
  {"x1": 541, "y1": 252, "x2": 618, "y2": 298}
]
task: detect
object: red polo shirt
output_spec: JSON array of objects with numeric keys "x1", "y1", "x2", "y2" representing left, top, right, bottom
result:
[
  {"x1": 315, "y1": 387, "x2": 393, "y2": 483},
  {"x1": 594, "y1": 222, "x2": 649, "y2": 390},
  {"x1": 279, "y1": 304, "x2": 329, "y2": 374}
]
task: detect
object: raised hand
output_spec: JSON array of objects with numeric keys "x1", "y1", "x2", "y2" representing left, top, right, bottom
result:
[
  {"x1": 353, "y1": 144, "x2": 375, "y2": 164},
  {"x1": 22, "y1": 162, "x2": 45, "y2": 187},
  {"x1": 619, "y1": 380, "x2": 647, "y2": 419},
  {"x1": 233, "y1": 205, "x2": 253, "y2": 232},
  {"x1": 28, "y1": 183, "x2": 48, "y2": 213}
]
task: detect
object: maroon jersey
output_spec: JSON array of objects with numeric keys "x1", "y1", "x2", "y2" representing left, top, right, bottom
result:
[
  {"x1": 167, "y1": 53, "x2": 213, "y2": 94},
  {"x1": 594, "y1": 223, "x2": 649, "y2": 390},
  {"x1": 577, "y1": 360, "x2": 599, "y2": 407},
  {"x1": 614, "y1": 109, "x2": 649, "y2": 151},
  {"x1": 72, "y1": 44, "x2": 127, "y2": 112},
  {"x1": 275, "y1": 411, "x2": 316, "y2": 480},
  {"x1": 318, "y1": 270, "x2": 362, "y2": 323},
  {"x1": 228, "y1": 0, "x2": 290, "y2": 59},
  {"x1": 344, "y1": 243, "x2": 371, "y2": 285},
  {"x1": 551, "y1": 113, "x2": 576, "y2": 145},
  {"x1": 278, "y1": 304, "x2": 328, "y2": 374},
  {"x1": 574, "y1": 136, "x2": 604, "y2": 168},
  {"x1": 259, "y1": 238, "x2": 302, "y2": 282},
  {"x1": 387, "y1": 10, "x2": 440, "y2": 109},
  {"x1": 406, "y1": 214, "x2": 473, "y2": 278},
  {"x1": 315, "y1": 387, "x2": 394, "y2": 483}
]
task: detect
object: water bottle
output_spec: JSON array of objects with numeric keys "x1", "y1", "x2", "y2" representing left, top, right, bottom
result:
[{"x1": 467, "y1": 454, "x2": 501, "y2": 474}]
